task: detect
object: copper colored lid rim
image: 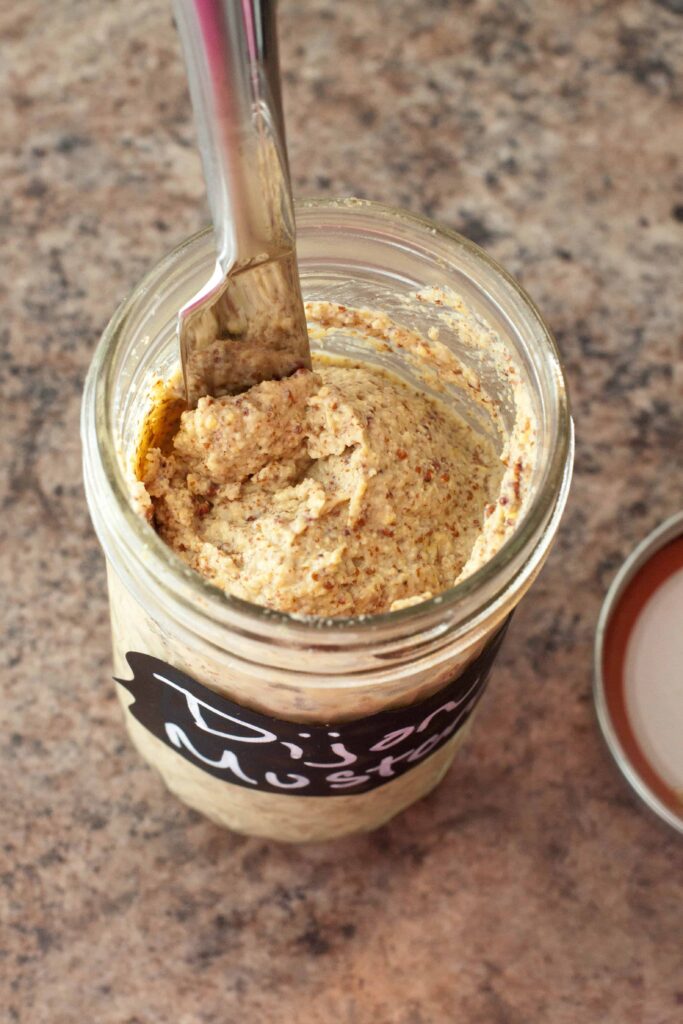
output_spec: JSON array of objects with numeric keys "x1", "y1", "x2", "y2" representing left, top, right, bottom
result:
[{"x1": 594, "y1": 510, "x2": 683, "y2": 835}]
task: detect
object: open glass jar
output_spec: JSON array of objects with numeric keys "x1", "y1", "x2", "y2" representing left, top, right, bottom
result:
[{"x1": 82, "y1": 199, "x2": 573, "y2": 841}]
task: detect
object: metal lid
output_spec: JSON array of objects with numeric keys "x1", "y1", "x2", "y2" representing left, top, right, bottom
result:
[{"x1": 594, "y1": 511, "x2": 683, "y2": 834}]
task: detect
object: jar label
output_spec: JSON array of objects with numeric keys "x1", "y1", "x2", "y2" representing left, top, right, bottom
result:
[{"x1": 116, "y1": 620, "x2": 510, "y2": 797}]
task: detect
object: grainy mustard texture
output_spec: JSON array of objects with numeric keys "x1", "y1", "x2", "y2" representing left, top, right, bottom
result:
[{"x1": 139, "y1": 300, "x2": 534, "y2": 616}]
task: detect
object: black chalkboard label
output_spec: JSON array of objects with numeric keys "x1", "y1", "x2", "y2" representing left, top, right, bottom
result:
[{"x1": 116, "y1": 621, "x2": 510, "y2": 797}]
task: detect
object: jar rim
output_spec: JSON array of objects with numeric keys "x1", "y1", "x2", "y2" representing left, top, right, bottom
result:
[{"x1": 83, "y1": 197, "x2": 573, "y2": 643}]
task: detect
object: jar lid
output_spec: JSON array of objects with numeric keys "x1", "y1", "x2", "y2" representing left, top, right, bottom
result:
[{"x1": 594, "y1": 511, "x2": 683, "y2": 834}]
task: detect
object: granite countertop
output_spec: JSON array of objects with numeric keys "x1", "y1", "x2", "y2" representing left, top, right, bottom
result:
[{"x1": 2, "y1": 1, "x2": 682, "y2": 1021}]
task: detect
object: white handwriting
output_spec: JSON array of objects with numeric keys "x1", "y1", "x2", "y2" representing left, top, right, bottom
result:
[
  {"x1": 370, "y1": 726, "x2": 415, "y2": 752},
  {"x1": 155, "y1": 674, "x2": 277, "y2": 744},
  {"x1": 264, "y1": 771, "x2": 310, "y2": 790},
  {"x1": 280, "y1": 741, "x2": 304, "y2": 760},
  {"x1": 165, "y1": 722, "x2": 257, "y2": 784},
  {"x1": 326, "y1": 770, "x2": 371, "y2": 789},
  {"x1": 416, "y1": 674, "x2": 481, "y2": 733},
  {"x1": 304, "y1": 742, "x2": 357, "y2": 769}
]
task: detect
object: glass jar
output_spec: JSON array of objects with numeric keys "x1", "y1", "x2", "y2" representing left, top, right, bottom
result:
[{"x1": 81, "y1": 199, "x2": 573, "y2": 842}]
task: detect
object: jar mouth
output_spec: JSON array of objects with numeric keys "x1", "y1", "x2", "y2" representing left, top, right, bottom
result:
[{"x1": 84, "y1": 198, "x2": 573, "y2": 641}]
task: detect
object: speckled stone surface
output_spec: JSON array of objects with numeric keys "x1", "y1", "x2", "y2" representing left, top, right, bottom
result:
[{"x1": 2, "y1": 1, "x2": 682, "y2": 1022}]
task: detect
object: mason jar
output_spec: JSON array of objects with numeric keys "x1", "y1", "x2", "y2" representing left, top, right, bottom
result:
[{"x1": 81, "y1": 198, "x2": 573, "y2": 842}]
